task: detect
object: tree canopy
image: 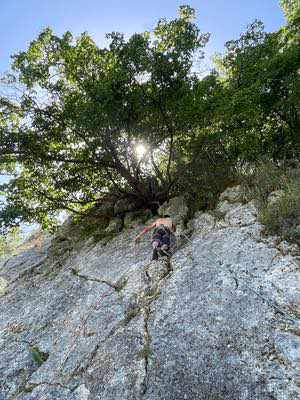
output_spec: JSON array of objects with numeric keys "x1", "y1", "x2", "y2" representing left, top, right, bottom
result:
[{"x1": 0, "y1": 3, "x2": 299, "y2": 232}]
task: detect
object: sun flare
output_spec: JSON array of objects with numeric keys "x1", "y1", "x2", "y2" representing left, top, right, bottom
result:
[{"x1": 135, "y1": 143, "x2": 146, "y2": 159}]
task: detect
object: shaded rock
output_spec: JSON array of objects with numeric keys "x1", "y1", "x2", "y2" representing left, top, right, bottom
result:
[
  {"x1": 158, "y1": 195, "x2": 189, "y2": 222},
  {"x1": 216, "y1": 199, "x2": 242, "y2": 216},
  {"x1": 224, "y1": 201, "x2": 257, "y2": 227},
  {"x1": 73, "y1": 384, "x2": 90, "y2": 400},
  {"x1": 114, "y1": 198, "x2": 136, "y2": 215},
  {"x1": 275, "y1": 331, "x2": 300, "y2": 370},
  {"x1": 277, "y1": 240, "x2": 299, "y2": 256},
  {"x1": 105, "y1": 217, "x2": 123, "y2": 234},
  {"x1": 124, "y1": 209, "x2": 152, "y2": 229},
  {"x1": 189, "y1": 211, "x2": 215, "y2": 237},
  {"x1": 158, "y1": 195, "x2": 189, "y2": 236},
  {"x1": 0, "y1": 277, "x2": 8, "y2": 296},
  {"x1": 219, "y1": 185, "x2": 243, "y2": 202},
  {"x1": 268, "y1": 190, "x2": 285, "y2": 205},
  {"x1": 145, "y1": 259, "x2": 170, "y2": 282}
]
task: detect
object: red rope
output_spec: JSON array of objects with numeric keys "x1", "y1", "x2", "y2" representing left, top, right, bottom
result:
[
  {"x1": 57, "y1": 286, "x2": 115, "y2": 377},
  {"x1": 93, "y1": 286, "x2": 114, "y2": 310}
]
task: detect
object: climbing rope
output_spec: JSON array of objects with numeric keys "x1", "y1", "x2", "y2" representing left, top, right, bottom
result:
[
  {"x1": 56, "y1": 284, "x2": 115, "y2": 378},
  {"x1": 55, "y1": 226, "x2": 299, "y2": 381},
  {"x1": 58, "y1": 240, "x2": 173, "y2": 377}
]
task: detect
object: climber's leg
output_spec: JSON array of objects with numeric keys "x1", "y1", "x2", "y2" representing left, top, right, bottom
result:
[
  {"x1": 159, "y1": 244, "x2": 170, "y2": 257},
  {"x1": 158, "y1": 235, "x2": 171, "y2": 257},
  {"x1": 151, "y1": 240, "x2": 160, "y2": 261},
  {"x1": 152, "y1": 248, "x2": 158, "y2": 260}
]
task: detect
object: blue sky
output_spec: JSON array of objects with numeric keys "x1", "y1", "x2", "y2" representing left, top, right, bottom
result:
[{"x1": 1, "y1": 0, "x2": 285, "y2": 75}]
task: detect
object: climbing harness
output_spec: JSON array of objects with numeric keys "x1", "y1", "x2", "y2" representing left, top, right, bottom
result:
[
  {"x1": 134, "y1": 237, "x2": 177, "y2": 260},
  {"x1": 152, "y1": 224, "x2": 175, "y2": 250},
  {"x1": 135, "y1": 222, "x2": 178, "y2": 261}
]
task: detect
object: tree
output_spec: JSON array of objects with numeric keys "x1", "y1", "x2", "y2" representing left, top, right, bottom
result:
[
  {"x1": 0, "y1": 6, "x2": 209, "y2": 231},
  {"x1": 0, "y1": 226, "x2": 22, "y2": 257},
  {"x1": 209, "y1": 18, "x2": 300, "y2": 161},
  {"x1": 280, "y1": 0, "x2": 300, "y2": 26}
]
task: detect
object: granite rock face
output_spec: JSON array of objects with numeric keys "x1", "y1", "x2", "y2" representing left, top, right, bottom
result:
[
  {"x1": 0, "y1": 187, "x2": 299, "y2": 400},
  {"x1": 158, "y1": 195, "x2": 189, "y2": 235},
  {"x1": 219, "y1": 185, "x2": 244, "y2": 203},
  {"x1": 268, "y1": 190, "x2": 285, "y2": 205},
  {"x1": 105, "y1": 217, "x2": 123, "y2": 234}
]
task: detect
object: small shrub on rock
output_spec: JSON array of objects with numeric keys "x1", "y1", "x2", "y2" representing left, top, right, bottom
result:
[
  {"x1": 240, "y1": 161, "x2": 289, "y2": 205},
  {"x1": 241, "y1": 161, "x2": 300, "y2": 246},
  {"x1": 260, "y1": 182, "x2": 300, "y2": 245}
]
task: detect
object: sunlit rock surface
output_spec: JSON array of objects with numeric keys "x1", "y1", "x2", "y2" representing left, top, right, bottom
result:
[{"x1": 0, "y1": 187, "x2": 299, "y2": 400}]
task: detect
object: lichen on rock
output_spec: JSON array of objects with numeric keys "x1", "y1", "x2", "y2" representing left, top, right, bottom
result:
[
  {"x1": 0, "y1": 276, "x2": 8, "y2": 296},
  {"x1": 0, "y1": 186, "x2": 299, "y2": 400}
]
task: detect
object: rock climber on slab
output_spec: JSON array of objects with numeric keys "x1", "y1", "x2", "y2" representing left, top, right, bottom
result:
[{"x1": 134, "y1": 215, "x2": 176, "y2": 260}]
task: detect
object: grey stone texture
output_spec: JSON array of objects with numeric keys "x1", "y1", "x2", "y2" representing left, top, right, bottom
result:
[
  {"x1": 105, "y1": 217, "x2": 123, "y2": 234},
  {"x1": 124, "y1": 210, "x2": 152, "y2": 229},
  {"x1": 268, "y1": 190, "x2": 285, "y2": 205},
  {"x1": 114, "y1": 198, "x2": 136, "y2": 215},
  {"x1": 158, "y1": 195, "x2": 189, "y2": 236},
  {"x1": 0, "y1": 186, "x2": 299, "y2": 399},
  {"x1": 219, "y1": 185, "x2": 244, "y2": 203}
]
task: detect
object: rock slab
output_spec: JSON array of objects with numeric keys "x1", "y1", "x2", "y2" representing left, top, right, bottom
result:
[{"x1": 0, "y1": 187, "x2": 299, "y2": 400}]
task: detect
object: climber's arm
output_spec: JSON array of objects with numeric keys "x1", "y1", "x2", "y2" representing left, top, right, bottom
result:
[{"x1": 134, "y1": 222, "x2": 156, "y2": 242}]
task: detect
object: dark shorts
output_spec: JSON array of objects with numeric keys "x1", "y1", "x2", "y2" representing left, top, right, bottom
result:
[{"x1": 152, "y1": 226, "x2": 175, "y2": 248}]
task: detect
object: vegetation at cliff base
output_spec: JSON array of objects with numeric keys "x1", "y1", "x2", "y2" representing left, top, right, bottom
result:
[
  {"x1": 242, "y1": 161, "x2": 300, "y2": 246},
  {"x1": 0, "y1": 1, "x2": 299, "y2": 234}
]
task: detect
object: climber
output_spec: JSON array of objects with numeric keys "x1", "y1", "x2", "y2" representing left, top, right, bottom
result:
[{"x1": 134, "y1": 215, "x2": 176, "y2": 260}]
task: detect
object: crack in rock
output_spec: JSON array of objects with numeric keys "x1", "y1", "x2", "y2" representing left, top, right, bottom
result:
[
  {"x1": 7, "y1": 257, "x2": 47, "y2": 286},
  {"x1": 140, "y1": 306, "x2": 151, "y2": 396},
  {"x1": 139, "y1": 257, "x2": 173, "y2": 397},
  {"x1": 3, "y1": 187, "x2": 300, "y2": 400},
  {"x1": 70, "y1": 267, "x2": 120, "y2": 290}
]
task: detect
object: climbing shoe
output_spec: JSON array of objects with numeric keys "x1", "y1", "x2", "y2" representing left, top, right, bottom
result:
[
  {"x1": 158, "y1": 248, "x2": 170, "y2": 258},
  {"x1": 152, "y1": 248, "x2": 158, "y2": 261}
]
